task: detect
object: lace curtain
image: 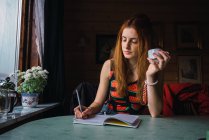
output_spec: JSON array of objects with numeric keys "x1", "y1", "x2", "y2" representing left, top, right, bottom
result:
[{"x1": 34, "y1": 0, "x2": 45, "y2": 66}]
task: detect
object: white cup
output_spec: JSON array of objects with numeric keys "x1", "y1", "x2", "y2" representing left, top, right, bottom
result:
[{"x1": 148, "y1": 48, "x2": 162, "y2": 60}]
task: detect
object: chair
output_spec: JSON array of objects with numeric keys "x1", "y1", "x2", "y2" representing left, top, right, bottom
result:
[
  {"x1": 69, "y1": 82, "x2": 98, "y2": 115},
  {"x1": 163, "y1": 83, "x2": 209, "y2": 116}
]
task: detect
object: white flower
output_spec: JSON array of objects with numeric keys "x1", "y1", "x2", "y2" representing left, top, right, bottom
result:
[
  {"x1": 32, "y1": 66, "x2": 42, "y2": 71},
  {"x1": 24, "y1": 73, "x2": 32, "y2": 81},
  {"x1": 33, "y1": 73, "x2": 38, "y2": 78},
  {"x1": 17, "y1": 66, "x2": 49, "y2": 93}
]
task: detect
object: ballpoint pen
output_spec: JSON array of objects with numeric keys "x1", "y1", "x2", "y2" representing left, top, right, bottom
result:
[{"x1": 76, "y1": 89, "x2": 83, "y2": 112}]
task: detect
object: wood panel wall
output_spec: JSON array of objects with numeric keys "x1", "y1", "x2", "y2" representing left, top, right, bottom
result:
[{"x1": 64, "y1": 0, "x2": 209, "y2": 94}]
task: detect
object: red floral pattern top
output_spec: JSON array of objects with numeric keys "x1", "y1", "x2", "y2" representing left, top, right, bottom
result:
[{"x1": 106, "y1": 71, "x2": 148, "y2": 114}]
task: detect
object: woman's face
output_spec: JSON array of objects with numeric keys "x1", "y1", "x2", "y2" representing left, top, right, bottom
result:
[{"x1": 121, "y1": 27, "x2": 139, "y2": 60}]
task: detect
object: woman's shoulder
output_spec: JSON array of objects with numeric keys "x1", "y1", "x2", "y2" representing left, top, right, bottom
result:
[
  {"x1": 103, "y1": 59, "x2": 113, "y2": 69},
  {"x1": 102, "y1": 59, "x2": 115, "y2": 80},
  {"x1": 103, "y1": 59, "x2": 114, "y2": 70},
  {"x1": 103, "y1": 59, "x2": 113, "y2": 68},
  {"x1": 101, "y1": 59, "x2": 113, "y2": 78}
]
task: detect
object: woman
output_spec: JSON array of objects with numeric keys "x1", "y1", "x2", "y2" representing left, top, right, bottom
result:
[{"x1": 74, "y1": 14, "x2": 170, "y2": 118}]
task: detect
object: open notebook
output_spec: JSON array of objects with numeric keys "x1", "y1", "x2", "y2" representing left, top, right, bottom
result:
[{"x1": 73, "y1": 114, "x2": 141, "y2": 128}]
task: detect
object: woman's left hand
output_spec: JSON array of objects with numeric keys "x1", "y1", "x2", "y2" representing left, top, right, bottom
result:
[{"x1": 146, "y1": 50, "x2": 171, "y2": 76}]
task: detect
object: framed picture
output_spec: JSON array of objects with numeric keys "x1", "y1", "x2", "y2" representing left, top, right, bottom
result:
[
  {"x1": 178, "y1": 56, "x2": 202, "y2": 83},
  {"x1": 176, "y1": 24, "x2": 201, "y2": 49},
  {"x1": 96, "y1": 34, "x2": 117, "y2": 64}
]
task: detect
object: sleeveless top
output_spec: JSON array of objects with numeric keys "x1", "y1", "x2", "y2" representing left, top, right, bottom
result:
[{"x1": 106, "y1": 70, "x2": 148, "y2": 115}]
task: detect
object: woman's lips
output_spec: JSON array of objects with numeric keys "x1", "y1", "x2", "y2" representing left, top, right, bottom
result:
[{"x1": 123, "y1": 51, "x2": 131, "y2": 55}]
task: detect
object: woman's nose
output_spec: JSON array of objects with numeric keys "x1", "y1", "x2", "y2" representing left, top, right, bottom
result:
[{"x1": 124, "y1": 41, "x2": 131, "y2": 49}]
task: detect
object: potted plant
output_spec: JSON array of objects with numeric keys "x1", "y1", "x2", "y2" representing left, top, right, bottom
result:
[{"x1": 17, "y1": 66, "x2": 49, "y2": 108}]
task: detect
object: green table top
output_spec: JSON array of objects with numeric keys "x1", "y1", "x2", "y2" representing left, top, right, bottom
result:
[
  {"x1": 0, "y1": 115, "x2": 209, "y2": 140},
  {"x1": 0, "y1": 103, "x2": 59, "y2": 132}
]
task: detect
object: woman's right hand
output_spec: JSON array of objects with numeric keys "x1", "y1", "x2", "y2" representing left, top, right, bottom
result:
[{"x1": 74, "y1": 105, "x2": 94, "y2": 119}]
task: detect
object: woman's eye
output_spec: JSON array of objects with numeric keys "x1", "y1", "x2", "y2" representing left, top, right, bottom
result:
[
  {"x1": 122, "y1": 39, "x2": 126, "y2": 42},
  {"x1": 132, "y1": 40, "x2": 137, "y2": 43}
]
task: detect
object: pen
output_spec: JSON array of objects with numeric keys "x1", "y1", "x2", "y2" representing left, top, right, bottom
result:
[{"x1": 76, "y1": 89, "x2": 83, "y2": 112}]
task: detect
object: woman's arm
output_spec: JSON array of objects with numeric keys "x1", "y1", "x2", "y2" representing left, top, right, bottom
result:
[
  {"x1": 74, "y1": 60, "x2": 111, "y2": 119},
  {"x1": 146, "y1": 74, "x2": 163, "y2": 117},
  {"x1": 146, "y1": 50, "x2": 170, "y2": 117}
]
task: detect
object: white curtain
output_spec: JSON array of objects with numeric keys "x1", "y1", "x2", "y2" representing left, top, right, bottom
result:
[
  {"x1": 34, "y1": 0, "x2": 45, "y2": 66},
  {"x1": 0, "y1": 0, "x2": 22, "y2": 88}
]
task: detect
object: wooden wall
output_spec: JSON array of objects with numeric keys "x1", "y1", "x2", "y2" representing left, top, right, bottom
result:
[{"x1": 64, "y1": 0, "x2": 209, "y2": 94}]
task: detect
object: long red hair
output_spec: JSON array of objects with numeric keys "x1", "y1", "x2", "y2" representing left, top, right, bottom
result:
[{"x1": 113, "y1": 14, "x2": 154, "y2": 99}]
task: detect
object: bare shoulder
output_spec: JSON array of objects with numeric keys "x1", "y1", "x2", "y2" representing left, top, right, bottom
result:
[
  {"x1": 101, "y1": 59, "x2": 111, "y2": 78},
  {"x1": 102, "y1": 59, "x2": 111, "y2": 69}
]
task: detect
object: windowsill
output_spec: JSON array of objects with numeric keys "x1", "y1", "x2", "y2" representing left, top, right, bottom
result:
[{"x1": 0, "y1": 103, "x2": 59, "y2": 133}]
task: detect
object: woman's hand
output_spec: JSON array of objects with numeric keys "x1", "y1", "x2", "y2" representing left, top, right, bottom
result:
[
  {"x1": 146, "y1": 50, "x2": 171, "y2": 77},
  {"x1": 74, "y1": 105, "x2": 94, "y2": 119}
]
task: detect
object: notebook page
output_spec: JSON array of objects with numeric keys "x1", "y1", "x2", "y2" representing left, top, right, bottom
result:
[
  {"x1": 111, "y1": 114, "x2": 139, "y2": 124},
  {"x1": 73, "y1": 115, "x2": 109, "y2": 125}
]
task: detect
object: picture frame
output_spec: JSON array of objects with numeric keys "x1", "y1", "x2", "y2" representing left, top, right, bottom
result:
[
  {"x1": 96, "y1": 34, "x2": 117, "y2": 64},
  {"x1": 176, "y1": 24, "x2": 201, "y2": 49},
  {"x1": 178, "y1": 55, "x2": 202, "y2": 83}
]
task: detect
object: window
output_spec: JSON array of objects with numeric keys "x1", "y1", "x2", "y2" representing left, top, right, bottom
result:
[{"x1": 0, "y1": 0, "x2": 22, "y2": 75}]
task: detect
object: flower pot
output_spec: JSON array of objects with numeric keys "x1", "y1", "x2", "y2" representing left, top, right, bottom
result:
[{"x1": 21, "y1": 93, "x2": 39, "y2": 108}]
